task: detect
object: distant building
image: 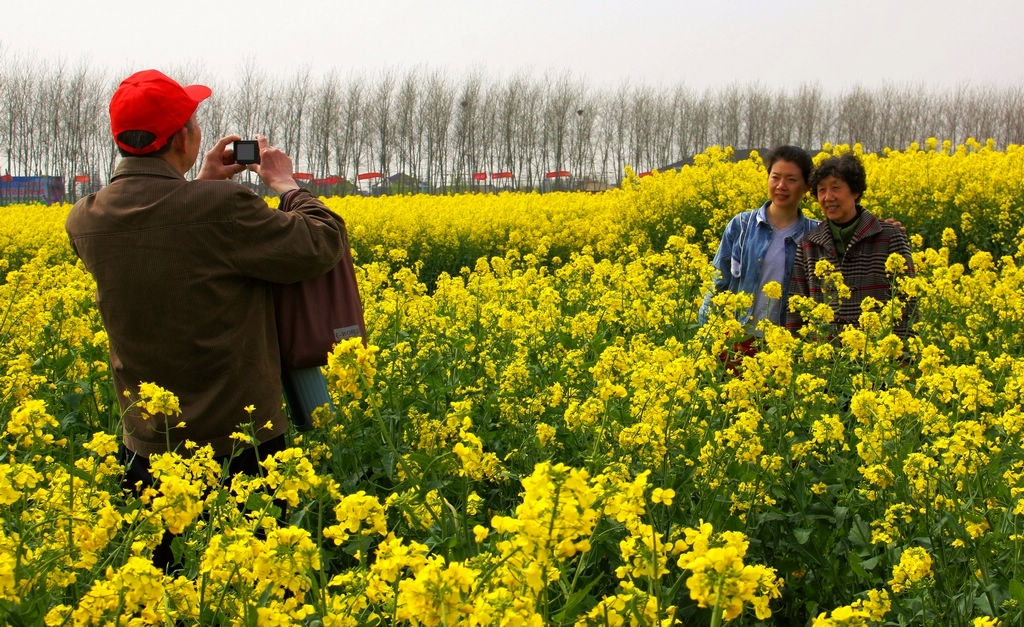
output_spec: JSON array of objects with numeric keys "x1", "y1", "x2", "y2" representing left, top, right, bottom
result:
[
  {"x1": 369, "y1": 172, "x2": 427, "y2": 195},
  {"x1": 579, "y1": 178, "x2": 615, "y2": 193},
  {"x1": 0, "y1": 176, "x2": 65, "y2": 205},
  {"x1": 659, "y1": 147, "x2": 771, "y2": 172}
]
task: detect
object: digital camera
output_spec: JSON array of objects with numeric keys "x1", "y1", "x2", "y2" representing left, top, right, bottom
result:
[{"x1": 233, "y1": 140, "x2": 260, "y2": 165}]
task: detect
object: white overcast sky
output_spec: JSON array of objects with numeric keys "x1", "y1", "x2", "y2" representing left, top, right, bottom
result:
[{"x1": 2, "y1": 0, "x2": 1021, "y2": 93}]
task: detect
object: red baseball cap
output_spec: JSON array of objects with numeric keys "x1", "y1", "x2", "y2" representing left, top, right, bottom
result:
[{"x1": 109, "y1": 69, "x2": 212, "y2": 155}]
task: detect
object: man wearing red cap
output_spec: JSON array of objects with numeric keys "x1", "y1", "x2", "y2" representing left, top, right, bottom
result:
[{"x1": 66, "y1": 70, "x2": 346, "y2": 492}]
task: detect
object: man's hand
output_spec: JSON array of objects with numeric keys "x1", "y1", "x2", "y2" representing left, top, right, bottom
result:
[
  {"x1": 252, "y1": 134, "x2": 300, "y2": 195},
  {"x1": 197, "y1": 135, "x2": 247, "y2": 180}
]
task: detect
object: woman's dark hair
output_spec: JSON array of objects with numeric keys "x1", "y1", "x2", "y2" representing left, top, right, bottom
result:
[
  {"x1": 809, "y1": 154, "x2": 867, "y2": 200},
  {"x1": 765, "y1": 145, "x2": 813, "y2": 184}
]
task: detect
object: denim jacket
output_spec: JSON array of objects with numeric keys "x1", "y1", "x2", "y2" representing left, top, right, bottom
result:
[{"x1": 699, "y1": 201, "x2": 819, "y2": 326}]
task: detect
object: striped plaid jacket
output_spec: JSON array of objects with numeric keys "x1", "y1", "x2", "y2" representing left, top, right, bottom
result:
[{"x1": 785, "y1": 208, "x2": 915, "y2": 338}]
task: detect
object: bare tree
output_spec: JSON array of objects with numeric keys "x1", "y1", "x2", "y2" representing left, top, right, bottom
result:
[
  {"x1": 5, "y1": 54, "x2": 1024, "y2": 200},
  {"x1": 890, "y1": 83, "x2": 928, "y2": 149},
  {"x1": 305, "y1": 73, "x2": 341, "y2": 178},
  {"x1": 963, "y1": 87, "x2": 1000, "y2": 143},
  {"x1": 513, "y1": 78, "x2": 543, "y2": 189},
  {"x1": 667, "y1": 86, "x2": 695, "y2": 167},
  {"x1": 604, "y1": 83, "x2": 633, "y2": 182},
  {"x1": 540, "y1": 71, "x2": 582, "y2": 183},
  {"x1": 627, "y1": 85, "x2": 656, "y2": 171},
  {"x1": 766, "y1": 88, "x2": 795, "y2": 148},
  {"x1": 744, "y1": 83, "x2": 772, "y2": 151},
  {"x1": 60, "y1": 64, "x2": 106, "y2": 200},
  {"x1": 836, "y1": 85, "x2": 877, "y2": 149},
  {"x1": 394, "y1": 68, "x2": 423, "y2": 185},
  {"x1": 999, "y1": 84, "x2": 1024, "y2": 145},
  {"x1": 421, "y1": 70, "x2": 454, "y2": 192},
  {"x1": 875, "y1": 83, "x2": 928, "y2": 150},
  {"x1": 230, "y1": 60, "x2": 269, "y2": 139},
  {"x1": 938, "y1": 82, "x2": 971, "y2": 145},
  {"x1": 714, "y1": 83, "x2": 744, "y2": 148},
  {"x1": 689, "y1": 89, "x2": 714, "y2": 158},
  {"x1": 650, "y1": 89, "x2": 676, "y2": 169},
  {"x1": 492, "y1": 75, "x2": 522, "y2": 183},
  {"x1": 477, "y1": 81, "x2": 503, "y2": 185},
  {"x1": 452, "y1": 72, "x2": 483, "y2": 189},
  {"x1": 366, "y1": 70, "x2": 397, "y2": 190},
  {"x1": 793, "y1": 82, "x2": 825, "y2": 149},
  {"x1": 568, "y1": 95, "x2": 596, "y2": 181},
  {"x1": 339, "y1": 75, "x2": 368, "y2": 185},
  {"x1": 2, "y1": 54, "x2": 37, "y2": 176},
  {"x1": 280, "y1": 69, "x2": 312, "y2": 164}
]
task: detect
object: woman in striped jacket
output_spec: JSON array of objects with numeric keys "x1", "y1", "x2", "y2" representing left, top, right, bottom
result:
[{"x1": 785, "y1": 154, "x2": 916, "y2": 339}]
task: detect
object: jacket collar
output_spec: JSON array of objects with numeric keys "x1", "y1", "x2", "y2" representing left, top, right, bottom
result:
[
  {"x1": 755, "y1": 201, "x2": 817, "y2": 232},
  {"x1": 111, "y1": 156, "x2": 186, "y2": 182},
  {"x1": 806, "y1": 206, "x2": 880, "y2": 249}
]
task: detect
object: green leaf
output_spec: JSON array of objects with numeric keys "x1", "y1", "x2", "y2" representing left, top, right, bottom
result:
[
  {"x1": 847, "y1": 516, "x2": 872, "y2": 548},
  {"x1": 847, "y1": 551, "x2": 868, "y2": 578},
  {"x1": 973, "y1": 591, "x2": 995, "y2": 616},
  {"x1": 552, "y1": 577, "x2": 601, "y2": 623},
  {"x1": 794, "y1": 528, "x2": 813, "y2": 544},
  {"x1": 1009, "y1": 579, "x2": 1024, "y2": 604},
  {"x1": 833, "y1": 505, "x2": 849, "y2": 526}
]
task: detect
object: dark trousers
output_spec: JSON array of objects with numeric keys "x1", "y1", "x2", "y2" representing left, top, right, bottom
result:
[
  {"x1": 120, "y1": 434, "x2": 288, "y2": 571},
  {"x1": 281, "y1": 366, "x2": 332, "y2": 431}
]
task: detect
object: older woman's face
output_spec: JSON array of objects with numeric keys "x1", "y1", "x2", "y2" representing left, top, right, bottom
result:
[
  {"x1": 766, "y1": 159, "x2": 808, "y2": 212},
  {"x1": 816, "y1": 175, "x2": 859, "y2": 224}
]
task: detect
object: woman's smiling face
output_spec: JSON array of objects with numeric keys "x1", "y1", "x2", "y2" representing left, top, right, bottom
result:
[
  {"x1": 816, "y1": 174, "x2": 859, "y2": 223},
  {"x1": 767, "y1": 159, "x2": 808, "y2": 213}
]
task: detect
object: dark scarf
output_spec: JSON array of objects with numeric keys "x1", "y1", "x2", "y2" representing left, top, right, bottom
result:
[{"x1": 828, "y1": 206, "x2": 865, "y2": 255}]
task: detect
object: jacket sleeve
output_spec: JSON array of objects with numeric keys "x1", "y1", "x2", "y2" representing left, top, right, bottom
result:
[
  {"x1": 225, "y1": 187, "x2": 347, "y2": 284},
  {"x1": 785, "y1": 243, "x2": 809, "y2": 333},
  {"x1": 698, "y1": 217, "x2": 738, "y2": 325}
]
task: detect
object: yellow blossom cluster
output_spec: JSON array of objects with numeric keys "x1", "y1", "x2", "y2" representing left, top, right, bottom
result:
[
  {"x1": 811, "y1": 589, "x2": 891, "y2": 626},
  {"x1": 888, "y1": 546, "x2": 934, "y2": 594},
  {"x1": 1, "y1": 139, "x2": 1023, "y2": 625},
  {"x1": 675, "y1": 521, "x2": 783, "y2": 622}
]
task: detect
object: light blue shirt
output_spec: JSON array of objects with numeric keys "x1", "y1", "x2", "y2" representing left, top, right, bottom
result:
[
  {"x1": 699, "y1": 201, "x2": 819, "y2": 327},
  {"x1": 751, "y1": 220, "x2": 802, "y2": 324}
]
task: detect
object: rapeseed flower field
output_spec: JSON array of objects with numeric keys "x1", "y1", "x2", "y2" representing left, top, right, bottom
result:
[{"x1": 2, "y1": 140, "x2": 1024, "y2": 625}]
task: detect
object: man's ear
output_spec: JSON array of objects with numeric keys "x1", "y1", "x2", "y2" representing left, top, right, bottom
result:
[{"x1": 168, "y1": 126, "x2": 187, "y2": 152}]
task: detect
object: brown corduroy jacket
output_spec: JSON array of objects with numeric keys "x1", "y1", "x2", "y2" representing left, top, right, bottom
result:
[
  {"x1": 66, "y1": 157, "x2": 346, "y2": 457},
  {"x1": 786, "y1": 208, "x2": 916, "y2": 339}
]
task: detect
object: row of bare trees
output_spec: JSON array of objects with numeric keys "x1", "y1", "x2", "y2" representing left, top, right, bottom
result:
[{"x1": 3, "y1": 55, "x2": 1024, "y2": 198}]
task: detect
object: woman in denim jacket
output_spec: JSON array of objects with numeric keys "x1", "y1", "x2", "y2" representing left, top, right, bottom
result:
[{"x1": 699, "y1": 145, "x2": 818, "y2": 329}]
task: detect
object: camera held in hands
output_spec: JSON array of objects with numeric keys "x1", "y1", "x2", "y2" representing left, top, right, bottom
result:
[{"x1": 233, "y1": 140, "x2": 260, "y2": 165}]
